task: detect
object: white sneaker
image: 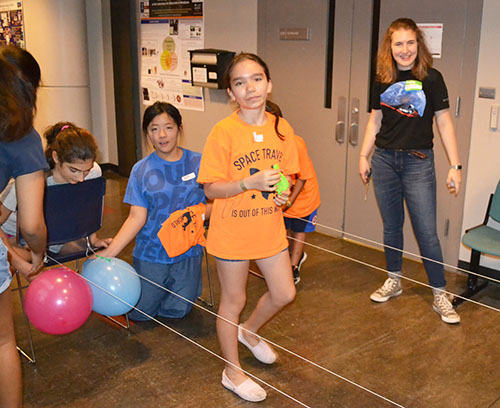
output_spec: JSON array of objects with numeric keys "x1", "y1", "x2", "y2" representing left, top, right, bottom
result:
[
  {"x1": 370, "y1": 277, "x2": 402, "y2": 302},
  {"x1": 433, "y1": 293, "x2": 460, "y2": 324},
  {"x1": 221, "y1": 370, "x2": 266, "y2": 402}
]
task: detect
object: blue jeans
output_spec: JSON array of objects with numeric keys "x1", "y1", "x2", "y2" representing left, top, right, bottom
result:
[
  {"x1": 128, "y1": 254, "x2": 203, "y2": 321},
  {"x1": 371, "y1": 147, "x2": 446, "y2": 288}
]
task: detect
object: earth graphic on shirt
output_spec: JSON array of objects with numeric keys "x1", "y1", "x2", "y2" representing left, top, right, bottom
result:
[{"x1": 380, "y1": 80, "x2": 426, "y2": 118}]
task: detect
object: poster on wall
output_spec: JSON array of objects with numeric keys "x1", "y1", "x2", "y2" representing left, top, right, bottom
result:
[
  {"x1": 417, "y1": 23, "x2": 443, "y2": 59},
  {"x1": 0, "y1": 1, "x2": 24, "y2": 48},
  {"x1": 140, "y1": 0, "x2": 204, "y2": 111}
]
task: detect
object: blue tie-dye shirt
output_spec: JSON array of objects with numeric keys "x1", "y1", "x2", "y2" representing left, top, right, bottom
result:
[{"x1": 124, "y1": 149, "x2": 205, "y2": 264}]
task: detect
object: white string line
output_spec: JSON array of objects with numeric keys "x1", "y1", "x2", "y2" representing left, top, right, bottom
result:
[
  {"x1": 285, "y1": 212, "x2": 500, "y2": 285},
  {"x1": 45, "y1": 255, "x2": 311, "y2": 408},
  {"x1": 287, "y1": 235, "x2": 500, "y2": 314},
  {"x1": 82, "y1": 251, "x2": 405, "y2": 408}
]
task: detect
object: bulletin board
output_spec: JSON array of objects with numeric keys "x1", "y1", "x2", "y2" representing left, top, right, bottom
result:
[
  {"x1": 0, "y1": 0, "x2": 24, "y2": 48},
  {"x1": 139, "y1": 0, "x2": 205, "y2": 111}
]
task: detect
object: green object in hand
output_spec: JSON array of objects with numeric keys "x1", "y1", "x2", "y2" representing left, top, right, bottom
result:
[{"x1": 272, "y1": 164, "x2": 289, "y2": 196}]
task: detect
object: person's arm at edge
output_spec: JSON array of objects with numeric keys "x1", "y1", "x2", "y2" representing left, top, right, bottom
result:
[
  {"x1": 359, "y1": 109, "x2": 382, "y2": 184},
  {"x1": 15, "y1": 171, "x2": 46, "y2": 274},
  {"x1": 435, "y1": 109, "x2": 461, "y2": 196}
]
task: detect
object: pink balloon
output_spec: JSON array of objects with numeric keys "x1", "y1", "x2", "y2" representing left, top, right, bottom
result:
[{"x1": 25, "y1": 267, "x2": 93, "y2": 335}]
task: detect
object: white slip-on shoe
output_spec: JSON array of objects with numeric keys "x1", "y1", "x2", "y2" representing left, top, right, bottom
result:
[
  {"x1": 238, "y1": 325, "x2": 277, "y2": 364},
  {"x1": 221, "y1": 369, "x2": 266, "y2": 402}
]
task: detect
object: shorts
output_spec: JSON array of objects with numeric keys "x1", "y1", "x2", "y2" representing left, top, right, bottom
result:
[
  {"x1": 0, "y1": 240, "x2": 12, "y2": 294},
  {"x1": 214, "y1": 247, "x2": 288, "y2": 262},
  {"x1": 284, "y1": 209, "x2": 318, "y2": 233}
]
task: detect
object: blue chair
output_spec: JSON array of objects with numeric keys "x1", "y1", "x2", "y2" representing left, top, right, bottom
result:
[
  {"x1": 454, "y1": 180, "x2": 500, "y2": 306},
  {"x1": 15, "y1": 177, "x2": 114, "y2": 364}
]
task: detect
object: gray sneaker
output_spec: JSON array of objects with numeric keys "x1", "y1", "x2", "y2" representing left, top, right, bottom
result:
[
  {"x1": 370, "y1": 277, "x2": 402, "y2": 302},
  {"x1": 433, "y1": 293, "x2": 460, "y2": 324}
]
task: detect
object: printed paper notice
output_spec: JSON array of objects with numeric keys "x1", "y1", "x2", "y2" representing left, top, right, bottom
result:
[
  {"x1": 140, "y1": 0, "x2": 204, "y2": 111},
  {"x1": 417, "y1": 23, "x2": 443, "y2": 59}
]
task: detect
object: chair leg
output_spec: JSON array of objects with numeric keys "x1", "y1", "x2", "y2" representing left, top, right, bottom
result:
[
  {"x1": 197, "y1": 248, "x2": 214, "y2": 308},
  {"x1": 14, "y1": 271, "x2": 36, "y2": 365},
  {"x1": 105, "y1": 313, "x2": 130, "y2": 330},
  {"x1": 453, "y1": 250, "x2": 489, "y2": 307}
]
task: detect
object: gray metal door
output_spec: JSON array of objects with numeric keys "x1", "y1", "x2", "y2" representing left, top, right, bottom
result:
[{"x1": 258, "y1": 0, "x2": 481, "y2": 267}]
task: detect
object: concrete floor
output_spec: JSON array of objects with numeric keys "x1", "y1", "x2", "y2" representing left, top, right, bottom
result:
[{"x1": 12, "y1": 171, "x2": 500, "y2": 408}]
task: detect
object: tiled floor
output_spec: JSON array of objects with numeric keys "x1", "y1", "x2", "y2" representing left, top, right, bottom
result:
[{"x1": 13, "y1": 171, "x2": 500, "y2": 407}]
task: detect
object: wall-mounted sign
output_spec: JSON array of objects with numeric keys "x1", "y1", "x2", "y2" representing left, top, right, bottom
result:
[
  {"x1": 279, "y1": 28, "x2": 310, "y2": 41},
  {"x1": 0, "y1": 0, "x2": 24, "y2": 48},
  {"x1": 140, "y1": 0, "x2": 205, "y2": 111}
]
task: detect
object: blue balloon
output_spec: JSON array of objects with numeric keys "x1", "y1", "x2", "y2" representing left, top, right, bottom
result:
[{"x1": 81, "y1": 257, "x2": 141, "y2": 316}]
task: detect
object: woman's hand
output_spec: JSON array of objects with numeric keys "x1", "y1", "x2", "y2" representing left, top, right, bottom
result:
[
  {"x1": 359, "y1": 156, "x2": 372, "y2": 184},
  {"x1": 446, "y1": 168, "x2": 462, "y2": 197},
  {"x1": 246, "y1": 169, "x2": 281, "y2": 192}
]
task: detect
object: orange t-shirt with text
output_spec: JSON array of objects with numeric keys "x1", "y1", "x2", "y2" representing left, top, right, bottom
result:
[
  {"x1": 284, "y1": 135, "x2": 321, "y2": 218},
  {"x1": 197, "y1": 111, "x2": 299, "y2": 260}
]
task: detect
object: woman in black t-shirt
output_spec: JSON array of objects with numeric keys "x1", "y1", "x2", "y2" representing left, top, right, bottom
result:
[{"x1": 358, "y1": 18, "x2": 462, "y2": 324}]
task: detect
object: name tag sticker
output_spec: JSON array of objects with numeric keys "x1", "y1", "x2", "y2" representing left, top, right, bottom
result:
[
  {"x1": 405, "y1": 80, "x2": 423, "y2": 91},
  {"x1": 253, "y1": 131, "x2": 264, "y2": 142},
  {"x1": 182, "y1": 172, "x2": 196, "y2": 182}
]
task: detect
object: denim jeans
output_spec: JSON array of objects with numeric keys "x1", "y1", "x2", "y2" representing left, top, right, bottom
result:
[
  {"x1": 128, "y1": 254, "x2": 203, "y2": 321},
  {"x1": 371, "y1": 147, "x2": 446, "y2": 288}
]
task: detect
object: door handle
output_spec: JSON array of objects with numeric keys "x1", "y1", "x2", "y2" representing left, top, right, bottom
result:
[
  {"x1": 349, "y1": 97, "x2": 360, "y2": 146},
  {"x1": 336, "y1": 96, "x2": 346, "y2": 144}
]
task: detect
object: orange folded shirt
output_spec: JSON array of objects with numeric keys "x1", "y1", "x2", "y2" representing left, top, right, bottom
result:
[{"x1": 157, "y1": 203, "x2": 206, "y2": 258}]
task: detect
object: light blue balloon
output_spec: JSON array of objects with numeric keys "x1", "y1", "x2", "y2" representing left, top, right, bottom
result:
[{"x1": 81, "y1": 257, "x2": 141, "y2": 316}]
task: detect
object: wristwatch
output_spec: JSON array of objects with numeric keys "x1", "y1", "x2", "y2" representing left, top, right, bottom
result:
[
  {"x1": 450, "y1": 164, "x2": 462, "y2": 170},
  {"x1": 286, "y1": 200, "x2": 292, "y2": 208}
]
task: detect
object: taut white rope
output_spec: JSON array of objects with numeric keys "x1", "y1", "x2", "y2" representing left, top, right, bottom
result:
[
  {"x1": 79, "y1": 251, "x2": 406, "y2": 407},
  {"x1": 284, "y1": 212, "x2": 500, "y2": 287},
  {"x1": 45, "y1": 254, "x2": 311, "y2": 407}
]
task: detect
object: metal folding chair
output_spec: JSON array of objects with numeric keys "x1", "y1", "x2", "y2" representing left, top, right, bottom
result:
[{"x1": 14, "y1": 177, "x2": 123, "y2": 365}]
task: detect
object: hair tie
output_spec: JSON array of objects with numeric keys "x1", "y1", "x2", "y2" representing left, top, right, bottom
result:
[{"x1": 60, "y1": 125, "x2": 69, "y2": 132}]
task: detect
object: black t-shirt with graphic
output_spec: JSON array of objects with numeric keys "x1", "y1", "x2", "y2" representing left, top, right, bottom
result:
[{"x1": 370, "y1": 68, "x2": 449, "y2": 150}]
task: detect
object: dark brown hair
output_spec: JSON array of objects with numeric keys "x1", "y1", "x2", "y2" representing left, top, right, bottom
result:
[
  {"x1": 225, "y1": 53, "x2": 284, "y2": 140},
  {"x1": 0, "y1": 46, "x2": 41, "y2": 142},
  {"x1": 142, "y1": 101, "x2": 182, "y2": 141},
  {"x1": 44, "y1": 122, "x2": 98, "y2": 169},
  {"x1": 376, "y1": 18, "x2": 433, "y2": 83}
]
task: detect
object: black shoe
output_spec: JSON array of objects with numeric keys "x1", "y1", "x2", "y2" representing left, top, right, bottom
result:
[
  {"x1": 297, "y1": 252, "x2": 308, "y2": 271},
  {"x1": 292, "y1": 266, "x2": 301, "y2": 285}
]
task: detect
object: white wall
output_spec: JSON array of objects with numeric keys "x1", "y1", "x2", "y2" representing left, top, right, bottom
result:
[
  {"x1": 24, "y1": 0, "x2": 92, "y2": 139},
  {"x1": 86, "y1": 0, "x2": 118, "y2": 164},
  {"x1": 460, "y1": 0, "x2": 500, "y2": 268},
  {"x1": 178, "y1": 0, "x2": 259, "y2": 154}
]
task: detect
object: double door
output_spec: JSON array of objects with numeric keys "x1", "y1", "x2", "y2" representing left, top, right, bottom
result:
[{"x1": 258, "y1": 0, "x2": 481, "y2": 266}]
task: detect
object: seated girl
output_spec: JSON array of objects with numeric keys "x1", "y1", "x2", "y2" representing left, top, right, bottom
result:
[{"x1": 0, "y1": 122, "x2": 111, "y2": 267}]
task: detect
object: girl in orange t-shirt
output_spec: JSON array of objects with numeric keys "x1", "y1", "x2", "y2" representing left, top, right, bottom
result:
[{"x1": 198, "y1": 53, "x2": 299, "y2": 402}]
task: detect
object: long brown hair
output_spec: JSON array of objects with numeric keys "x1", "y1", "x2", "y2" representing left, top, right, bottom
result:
[
  {"x1": 376, "y1": 18, "x2": 433, "y2": 84},
  {"x1": 0, "y1": 46, "x2": 41, "y2": 142}
]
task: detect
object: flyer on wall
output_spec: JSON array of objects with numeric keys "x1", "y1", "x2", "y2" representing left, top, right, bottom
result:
[
  {"x1": 0, "y1": 0, "x2": 24, "y2": 48},
  {"x1": 140, "y1": 0, "x2": 204, "y2": 111}
]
